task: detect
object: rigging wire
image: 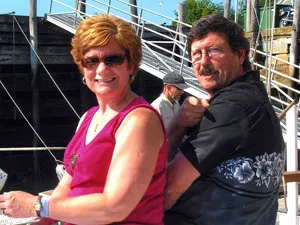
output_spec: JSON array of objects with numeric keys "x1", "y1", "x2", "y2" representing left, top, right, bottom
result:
[
  {"x1": 0, "y1": 16, "x2": 82, "y2": 165},
  {"x1": 0, "y1": 80, "x2": 63, "y2": 164},
  {"x1": 12, "y1": 15, "x2": 17, "y2": 120},
  {"x1": 12, "y1": 16, "x2": 80, "y2": 119}
]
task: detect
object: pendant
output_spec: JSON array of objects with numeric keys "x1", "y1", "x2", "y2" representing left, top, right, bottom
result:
[{"x1": 94, "y1": 123, "x2": 99, "y2": 132}]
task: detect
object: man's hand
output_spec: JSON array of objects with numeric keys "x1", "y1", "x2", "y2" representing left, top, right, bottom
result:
[
  {"x1": 167, "y1": 96, "x2": 210, "y2": 162},
  {"x1": 174, "y1": 96, "x2": 210, "y2": 128}
]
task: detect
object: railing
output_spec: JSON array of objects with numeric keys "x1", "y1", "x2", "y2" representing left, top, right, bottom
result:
[
  {"x1": 0, "y1": 147, "x2": 65, "y2": 151},
  {"x1": 46, "y1": 0, "x2": 299, "y2": 136},
  {"x1": 45, "y1": 0, "x2": 206, "y2": 97}
]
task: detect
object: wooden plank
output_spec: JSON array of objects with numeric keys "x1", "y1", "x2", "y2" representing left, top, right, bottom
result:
[{"x1": 283, "y1": 171, "x2": 300, "y2": 183}]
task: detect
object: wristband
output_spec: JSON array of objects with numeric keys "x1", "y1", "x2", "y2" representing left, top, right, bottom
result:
[{"x1": 40, "y1": 195, "x2": 50, "y2": 218}]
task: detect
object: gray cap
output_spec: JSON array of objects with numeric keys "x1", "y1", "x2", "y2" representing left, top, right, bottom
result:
[{"x1": 162, "y1": 71, "x2": 189, "y2": 90}]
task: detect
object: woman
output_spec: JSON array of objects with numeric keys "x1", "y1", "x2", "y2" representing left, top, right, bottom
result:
[{"x1": 0, "y1": 14, "x2": 167, "y2": 225}]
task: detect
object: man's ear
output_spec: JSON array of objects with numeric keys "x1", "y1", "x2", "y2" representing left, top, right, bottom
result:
[
  {"x1": 238, "y1": 49, "x2": 246, "y2": 65},
  {"x1": 166, "y1": 84, "x2": 173, "y2": 91}
]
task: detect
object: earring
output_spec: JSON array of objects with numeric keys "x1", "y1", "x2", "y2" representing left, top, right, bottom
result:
[{"x1": 82, "y1": 77, "x2": 86, "y2": 85}]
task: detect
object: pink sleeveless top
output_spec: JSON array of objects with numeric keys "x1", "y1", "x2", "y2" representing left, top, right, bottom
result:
[{"x1": 63, "y1": 97, "x2": 167, "y2": 225}]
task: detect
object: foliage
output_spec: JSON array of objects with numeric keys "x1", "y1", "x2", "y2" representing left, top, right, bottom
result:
[
  {"x1": 260, "y1": 0, "x2": 276, "y2": 7},
  {"x1": 172, "y1": 0, "x2": 282, "y2": 29},
  {"x1": 231, "y1": 0, "x2": 246, "y2": 27},
  {"x1": 181, "y1": 0, "x2": 223, "y2": 25},
  {"x1": 173, "y1": 0, "x2": 246, "y2": 27}
]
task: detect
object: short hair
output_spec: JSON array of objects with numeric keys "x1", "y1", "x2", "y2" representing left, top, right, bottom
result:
[
  {"x1": 187, "y1": 15, "x2": 251, "y2": 71},
  {"x1": 71, "y1": 14, "x2": 142, "y2": 81}
]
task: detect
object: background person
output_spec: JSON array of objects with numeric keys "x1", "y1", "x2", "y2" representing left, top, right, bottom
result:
[
  {"x1": 151, "y1": 71, "x2": 188, "y2": 128},
  {"x1": 164, "y1": 15, "x2": 285, "y2": 225},
  {"x1": 0, "y1": 14, "x2": 167, "y2": 225}
]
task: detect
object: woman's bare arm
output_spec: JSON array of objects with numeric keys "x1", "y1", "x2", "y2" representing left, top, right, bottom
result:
[{"x1": 47, "y1": 107, "x2": 164, "y2": 225}]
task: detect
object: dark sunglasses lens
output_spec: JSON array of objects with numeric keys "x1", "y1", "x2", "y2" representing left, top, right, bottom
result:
[
  {"x1": 82, "y1": 57, "x2": 99, "y2": 68},
  {"x1": 104, "y1": 55, "x2": 126, "y2": 66},
  {"x1": 82, "y1": 55, "x2": 126, "y2": 68}
]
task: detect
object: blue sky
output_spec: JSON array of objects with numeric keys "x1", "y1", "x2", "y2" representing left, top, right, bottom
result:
[{"x1": 1, "y1": 0, "x2": 184, "y2": 24}]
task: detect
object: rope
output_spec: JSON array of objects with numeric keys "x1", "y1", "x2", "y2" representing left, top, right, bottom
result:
[
  {"x1": 266, "y1": 0, "x2": 277, "y2": 97},
  {"x1": 0, "y1": 80, "x2": 63, "y2": 164},
  {"x1": 251, "y1": 2, "x2": 263, "y2": 68},
  {"x1": 2, "y1": 16, "x2": 81, "y2": 165},
  {"x1": 12, "y1": 16, "x2": 80, "y2": 119}
]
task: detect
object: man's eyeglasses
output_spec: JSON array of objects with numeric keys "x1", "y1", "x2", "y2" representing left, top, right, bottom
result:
[
  {"x1": 81, "y1": 54, "x2": 127, "y2": 69},
  {"x1": 192, "y1": 47, "x2": 223, "y2": 65}
]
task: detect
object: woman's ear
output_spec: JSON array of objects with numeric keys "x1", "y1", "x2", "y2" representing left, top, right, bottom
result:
[{"x1": 127, "y1": 63, "x2": 135, "y2": 76}]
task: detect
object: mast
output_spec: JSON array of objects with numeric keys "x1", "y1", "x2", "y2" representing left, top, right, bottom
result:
[
  {"x1": 234, "y1": 0, "x2": 238, "y2": 23},
  {"x1": 289, "y1": 0, "x2": 300, "y2": 99},
  {"x1": 224, "y1": 0, "x2": 231, "y2": 18},
  {"x1": 29, "y1": 0, "x2": 39, "y2": 193},
  {"x1": 29, "y1": 0, "x2": 39, "y2": 147},
  {"x1": 129, "y1": 0, "x2": 138, "y2": 29},
  {"x1": 178, "y1": 2, "x2": 188, "y2": 67},
  {"x1": 250, "y1": 0, "x2": 260, "y2": 70},
  {"x1": 246, "y1": 0, "x2": 251, "y2": 31}
]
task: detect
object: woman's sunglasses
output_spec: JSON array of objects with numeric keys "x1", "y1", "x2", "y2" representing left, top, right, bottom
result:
[{"x1": 81, "y1": 54, "x2": 127, "y2": 69}]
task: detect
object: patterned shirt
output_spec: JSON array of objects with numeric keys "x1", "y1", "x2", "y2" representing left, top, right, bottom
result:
[{"x1": 165, "y1": 71, "x2": 285, "y2": 225}]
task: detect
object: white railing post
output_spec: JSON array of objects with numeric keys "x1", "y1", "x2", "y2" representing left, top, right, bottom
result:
[{"x1": 285, "y1": 103, "x2": 299, "y2": 225}]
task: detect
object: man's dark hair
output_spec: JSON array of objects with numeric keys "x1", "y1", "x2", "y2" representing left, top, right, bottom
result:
[{"x1": 187, "y1": 14, "x2": 252, "y2": 71}]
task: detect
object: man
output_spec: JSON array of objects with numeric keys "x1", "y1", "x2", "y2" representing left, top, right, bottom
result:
[
  {"x1": 164, "y1": 15, "x2": 285, "y2": 225},
  {"x1": 151, "y1": 71, "x2": 188, "y2": 128}
]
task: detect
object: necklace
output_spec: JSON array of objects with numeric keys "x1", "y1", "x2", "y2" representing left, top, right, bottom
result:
[
  {"x1": 92, "y1": 111, "x2": 110, "y2": 132},
  {"x1": 93, "y1": 116, "x2": 104, "y2": 132},
  {"x1": 94, "y1": 122, "x2": 100, "y2": 132},
  {"x1": 92, "y1": 92, "x2": 133, "y2": 132}
]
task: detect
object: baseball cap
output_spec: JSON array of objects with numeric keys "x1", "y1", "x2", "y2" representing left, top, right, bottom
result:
[{"x1": 162, "y1": 71, "x2": 189, "y2": 90}]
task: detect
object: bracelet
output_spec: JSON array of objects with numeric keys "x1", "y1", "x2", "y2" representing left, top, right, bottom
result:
[{"x1": 40, "y1": 195, "x2": 50, "y2": 218}]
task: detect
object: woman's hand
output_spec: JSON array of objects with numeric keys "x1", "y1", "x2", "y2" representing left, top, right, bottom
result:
[{"x1": 0, "y1": 191, "x2": 37, "y2": 218}]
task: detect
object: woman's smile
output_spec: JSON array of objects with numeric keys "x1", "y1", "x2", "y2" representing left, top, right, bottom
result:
[{"x1": 94, "y1": 77, "x2": 116, "y2": 85}]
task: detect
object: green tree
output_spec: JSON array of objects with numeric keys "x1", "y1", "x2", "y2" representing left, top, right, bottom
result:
[
  {"x1": 229, "y1": 0, "x2": 246, "y2": 27},
  {"x1": 175, "y1": 0, "x2": 247, "y2": 27},
  {"x1": 260, "y1": 0, "x2": 275, "y2": 7},
  {"x1": 181, "y1": 0, "x2": 223, "y2": 24},
  {"x1": 174, "y1": 0, "x2": 251, "y2": 28}
]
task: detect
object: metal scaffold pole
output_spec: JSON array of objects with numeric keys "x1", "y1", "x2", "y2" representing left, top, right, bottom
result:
[{"x1": 285, "y1": 104, "x2": 299, "y2": 225}]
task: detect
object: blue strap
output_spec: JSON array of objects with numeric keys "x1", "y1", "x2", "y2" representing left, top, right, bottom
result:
[{"x1": 40, "y1": 195, "x2": 50, "y2": 218}]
